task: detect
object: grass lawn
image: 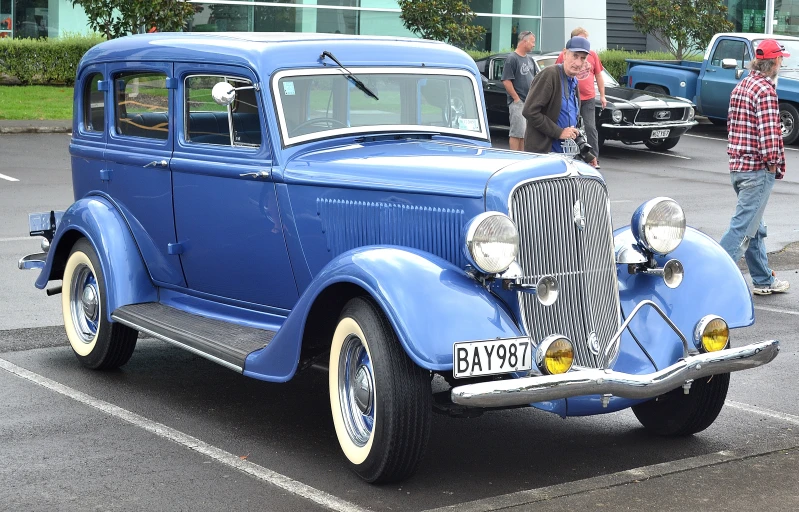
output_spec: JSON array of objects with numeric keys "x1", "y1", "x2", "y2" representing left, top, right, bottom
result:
[{"x1": 0, "y1": 85, "x2": 73, "y2": 120}]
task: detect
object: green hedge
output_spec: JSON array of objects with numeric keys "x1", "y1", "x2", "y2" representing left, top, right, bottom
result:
[{"x1": 0, "y1": 35, "x2": 104, "y2": 85}]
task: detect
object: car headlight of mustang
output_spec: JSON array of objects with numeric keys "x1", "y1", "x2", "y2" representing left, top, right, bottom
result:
[
  {"x1": 687, "y1": 106, "x2": 695, "y2": 121},
  {"x1": 612, "y1": 109, "x2": 623, "y2": 123},
  {"x1": 631, "y1": 197, "x2": 686, "y2": 255},
  {"x1": 464, "y1": 212, "x2": 519, "y2": 274}
]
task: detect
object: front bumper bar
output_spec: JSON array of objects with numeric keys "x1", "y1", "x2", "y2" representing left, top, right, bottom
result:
[{"x1": 451, "y1": 339, "x2": 779, "y2": 408}]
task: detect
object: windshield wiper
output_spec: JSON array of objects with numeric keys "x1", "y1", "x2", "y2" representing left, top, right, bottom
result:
[{"x1": 320, "y1": 51, "x2": 379, "y2": 100}]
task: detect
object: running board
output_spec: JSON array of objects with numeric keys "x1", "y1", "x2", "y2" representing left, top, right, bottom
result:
[{"x1": 112, "y1": 303, "x2": 276, "y2": 373}]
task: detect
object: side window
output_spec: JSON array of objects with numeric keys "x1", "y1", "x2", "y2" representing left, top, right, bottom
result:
[
  {"x1": 185, "y1": 75, "x2": 262, "y2": 147},
  {"x1": 492, "y1": 59, "x2": 505, "y2": 80},
  {"x1": 83, "y1": 73, "x2": 104, "y2": 133},
  {"x1": 711, "y1": 40, "x2": 750, "y2": 68},
  {"x1": 115, "y1": 72, "x2": 169, "y2": 140}
]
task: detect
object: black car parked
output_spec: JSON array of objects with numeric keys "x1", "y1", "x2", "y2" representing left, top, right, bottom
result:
[{"x1": 477, "y1": 53, "x2": 698, "y2": 151}]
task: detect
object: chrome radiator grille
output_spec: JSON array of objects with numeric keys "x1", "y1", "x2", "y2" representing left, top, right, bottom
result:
[{"x1": 510, "y1": 177, "x2": 620, "y2": 368}]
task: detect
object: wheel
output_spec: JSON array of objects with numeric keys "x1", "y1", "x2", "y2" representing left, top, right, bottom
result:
[
  {"x1": 643, "y1": 85, "x2": 668, "y2": 95},
  {"x1": 632, "y1": 373, "x2": 730, "y2": 436},
  {"x1": 62, "y1": 239, "x2": 138, "y2": 370},
  {"x1": 289, "y1": 117, "x2": 347, "y2": 137},
  {"x1": 779, "y1": 103, "x2": 799, "y2": 145},
  {"x1": 709, "y1": 117, "x2": 727, "y2": 127},
  {"x1": 644, "y1": 136, "x2": 681, "y2": 151},
  {"x1": 329, "y1": 297, "x2": 431, "y2": 483}
]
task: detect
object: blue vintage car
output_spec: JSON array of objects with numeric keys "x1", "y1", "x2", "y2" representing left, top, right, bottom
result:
[{"x1": 20, "y1": 33, "x2": 779, "y2": 483}]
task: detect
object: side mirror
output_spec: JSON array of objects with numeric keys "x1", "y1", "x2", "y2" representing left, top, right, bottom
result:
[
  {"x1": 212, "y1": 82, "x2": 236, "y2": 106},
  {"x1": 721, "y1": 58, "x2": 738, "y2": 69}
]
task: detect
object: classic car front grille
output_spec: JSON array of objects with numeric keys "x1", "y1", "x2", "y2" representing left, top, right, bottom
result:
[
  {"x1": 509, "y1": 177, "x2": 620, "y2": 368},
  {"x1": 634, "y1": 108, "x2": 687, "y2": 123}
]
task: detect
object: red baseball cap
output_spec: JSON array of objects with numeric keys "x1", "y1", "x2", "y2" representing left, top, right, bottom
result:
[{"x1": 756, "y1": 39, "x2": 790, "y2": 59}]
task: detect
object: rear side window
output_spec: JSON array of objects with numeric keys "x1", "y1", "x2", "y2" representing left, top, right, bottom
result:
[
  {"x1": 115, "y1": 72, "x2": 169, "y2": 140},
  {"x1": 83, "y1": 73, "x2": 105, "y2": 133},
  {"x1": 185, "y1": 75, "x2": 262, "y2": 147}
]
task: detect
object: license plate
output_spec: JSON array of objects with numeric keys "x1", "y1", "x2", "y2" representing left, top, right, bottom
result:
[
  {"x1": 651, "y1": 129, "x2": 670, "y2": 139},
  {"x1": 453, "y1": 337, "x2": 532, "y2": 378}
]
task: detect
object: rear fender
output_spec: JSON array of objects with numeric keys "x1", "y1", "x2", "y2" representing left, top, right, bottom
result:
[
  {"x1": 35, "y1": 196, "x2": 157, "y2": 321},
  {"x1": 242, "y1": 246, "x2": 522, "y2": 381}
]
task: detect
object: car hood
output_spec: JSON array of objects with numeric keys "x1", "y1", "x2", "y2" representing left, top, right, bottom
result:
[
  {"x1": 283, "y1": 139, "x2": 573, "y2": 199},
  {"x1": 605, "y1": 86, "x2": 693, "y2": 109}
]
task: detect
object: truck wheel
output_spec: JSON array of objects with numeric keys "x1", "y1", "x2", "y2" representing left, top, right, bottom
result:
[
  {"x1": 62, "y1": 239, "x2": 138, "y2": 370},
  {"x1": 632, "y1": 373, "x2": 730, "y2": 436},
  {"x1": 644, "y1": 136, "x2": 680, "y2": 151},
  {"x1": 779, "y1": 103, "x2": 799, "y2": 145},
  {"x1": 329, "y1": 297, "x2": 431, "y2": 483},
  {"x1": 643, "y1": 85, "x2": 668, "y2": 95}
]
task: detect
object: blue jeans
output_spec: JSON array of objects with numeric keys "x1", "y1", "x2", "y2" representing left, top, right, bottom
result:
[{"x1": 719, "y1": 170, "x2": 776, "y2": 287}]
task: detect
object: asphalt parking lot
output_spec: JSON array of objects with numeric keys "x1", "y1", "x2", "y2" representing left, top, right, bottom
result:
[{"x1": 2, "y1": 127, "x2": 798, "y2": 511}]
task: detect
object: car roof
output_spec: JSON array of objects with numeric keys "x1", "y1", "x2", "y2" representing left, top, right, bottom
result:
[{"x1": 79, "y1": 32, "x2": 478, "y2": 77}]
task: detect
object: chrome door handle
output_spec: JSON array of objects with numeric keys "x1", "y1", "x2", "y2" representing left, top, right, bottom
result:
[
  {"x1": 144, "y1": 160, "x2": 168, "y2": 168},
  {"x1": 239, "y1": 170, "x2": 271, "y2": 179}
]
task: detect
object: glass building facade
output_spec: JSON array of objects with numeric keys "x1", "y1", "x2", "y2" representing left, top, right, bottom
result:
[{"x1": 0, "y1": 0, "x2": 542, "y2": 53}]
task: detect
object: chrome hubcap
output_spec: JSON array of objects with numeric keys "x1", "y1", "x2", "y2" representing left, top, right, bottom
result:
[
  {"x1": 781, "y1": 111, "x2": 794, "y2": 137},
  {"x1": 70, "y1": 264, "x2": 99, "y2": 343},
  {"x1": 338, "y1": 334, "x2": 374, "y2": 447}
]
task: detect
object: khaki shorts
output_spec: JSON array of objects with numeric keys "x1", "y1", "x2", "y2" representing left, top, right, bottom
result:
[{"x1": 509, "y1": 100, "x2": 526, "y2": 138}]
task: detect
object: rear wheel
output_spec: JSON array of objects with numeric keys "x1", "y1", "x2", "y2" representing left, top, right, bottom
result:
[
  {"x1": 329, "y1": 297, "x2": 431, "y2": 483},
  {"x1": 779, "y1": 102, "x2": 799, "y2": 145},
  {"x1": 632, "y1": 373, "x2": 730, "y2": 436},
  {"x1": 643, "y1": 85, "x2": 668, "y2": 95},
  {"x1": 644, "y1": 136, "x2": 681, "y2": 151},
  {"x1": 62, "y1": 239, "x2": 138, "y2": 370}
]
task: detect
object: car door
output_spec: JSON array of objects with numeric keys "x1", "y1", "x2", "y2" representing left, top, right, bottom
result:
[
  {"x1": 483, "y1": 56, "x2": 510, "y2": 126},
  {"x1": 105, "y1": 62, "x2": 186, "y2": 287},
  {"x1": 71, "y1": 64, "x2": 107, "y2": 197},
  {"x1": 170, "y1": 65, "x2": 299, "y2": 310},
  {"x1": 700, "y1": 38, "x2": 752, "y2": 118}
]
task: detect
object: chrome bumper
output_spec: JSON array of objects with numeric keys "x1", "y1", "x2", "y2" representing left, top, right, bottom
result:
[
  {"x1": 451, "y1": 339, "x2": 779, "y2": 408},
  {"x1": 18, "y1": 252, "x2": 47, "y2": 270},
  {"x1": 600, "y1": 120, "x2": 698, "y2": 129}
]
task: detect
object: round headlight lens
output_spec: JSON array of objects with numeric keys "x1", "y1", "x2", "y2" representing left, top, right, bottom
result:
[
  {"x1": 612, "y1": 109, "x2": 623, "y2": 123},
  {"x1": 465, "y1": 213, "x2": 519, "y2": 274},
  {"x1": 633, "y1": 197, "x2": 686, "y2": 254},
  {"x1": 687, "y1": 106, "x2": 695, "y2": 120},
  {"x1": 694, "y1": 315, "x2": 729, "y2": 353},
  {"x1": 536, "y1": 335, "x2": 574, "y2": 375}
]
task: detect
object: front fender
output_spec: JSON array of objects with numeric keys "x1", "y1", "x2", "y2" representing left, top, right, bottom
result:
[
  {"x1": 35, "y1": 197, "x2": 157, "y2": 322},
  {"x1": 614, "y1": 226, "x2": 753, "y2": 373},
  {"x1": 243, "y1": 246, "x2": 521, "y2": 381}
]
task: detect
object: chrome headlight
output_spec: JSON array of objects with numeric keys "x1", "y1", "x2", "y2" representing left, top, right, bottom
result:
[
  {"x1": 464, "y1": 212, "x2": 519, "y2": 274},
  {"x1": 612, "y1": 109, "x2": 623, "y2": 123},
  {"x1": 693, "y1": 315, "x2": 729, "y2": 353},
  {"x1": 631, "y1": 197, "x2": 686, "y2": 255},
  {"x1": 687, "y1": 106, "x2": 695, "y2": 121}
]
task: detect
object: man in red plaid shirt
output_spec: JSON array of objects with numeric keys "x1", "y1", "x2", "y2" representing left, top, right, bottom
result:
[{"x1": 720, "y1": 39, "x2": 789, "y2": 295}]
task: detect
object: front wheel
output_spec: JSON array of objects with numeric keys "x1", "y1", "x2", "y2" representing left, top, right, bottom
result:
[
  {"x1": 644, "y1": 136, "x2": 681, "y2": 151},
  {"x1": 632, "y1": 373, "x2": 730, "y2": 436},
  {"x1": 780, "y1": 103, "x2": 799, "y2": 145},
  {"x1": 329, "y1": 297, "x2": 431, "y2": 483},
  {"x1": 62, "y1": 239, "x2": 138, "y2": 370}
]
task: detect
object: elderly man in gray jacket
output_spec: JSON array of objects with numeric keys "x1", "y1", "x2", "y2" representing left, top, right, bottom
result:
[{"x1": 522, "y1": 36, "x2": 597, "y2": 167}]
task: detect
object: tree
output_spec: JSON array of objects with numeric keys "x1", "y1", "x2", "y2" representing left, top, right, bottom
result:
[
  {"x1": 397, "y1": 0, "x2": 486, "y2": 50},
  {"x1": 73, "y1": 0, "x2": 197, "y2": 39},
  {"x1": 629, "y1": 0, "x2": 734, "y2": 60}
]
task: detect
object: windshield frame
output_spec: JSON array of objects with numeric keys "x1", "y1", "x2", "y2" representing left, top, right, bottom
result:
[{"x1": 271, "y1": 67, "x2": 487, "y2": 147}]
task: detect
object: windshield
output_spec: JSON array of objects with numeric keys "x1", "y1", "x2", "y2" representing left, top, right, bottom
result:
[
  {"x1": 273, "y1": 68, "x2": 486, "y2": 145},
  {"x1": 754, "y1": 39, "x2": 799, "y2": 69}
]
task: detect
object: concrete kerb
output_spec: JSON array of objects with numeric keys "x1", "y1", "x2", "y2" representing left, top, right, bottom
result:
[{"x1": 0, "y1": 120, "x2": 72, "y2": 134}]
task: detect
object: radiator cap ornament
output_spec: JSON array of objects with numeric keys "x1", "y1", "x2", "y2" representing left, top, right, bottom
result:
[{"x1": 573, "y1": 200, "x2": 586, "y2": 231}]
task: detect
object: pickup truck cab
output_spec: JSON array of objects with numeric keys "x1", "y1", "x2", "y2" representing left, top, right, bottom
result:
[
  {"x1": 19, "y1": 33, "x2": 779, "y2": 484},
  {"x1": 625, "y1": 33, "x2": 799, "y2": 144}
]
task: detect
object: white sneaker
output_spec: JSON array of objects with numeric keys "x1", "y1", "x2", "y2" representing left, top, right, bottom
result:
[{"x1": 752, "y1": 277, "x2": 790, "y2": 295}]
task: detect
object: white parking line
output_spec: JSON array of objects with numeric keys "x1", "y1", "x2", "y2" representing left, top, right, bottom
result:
[
  {"x1": 687, "y1": 133, "x2": 799, "y2": 151},
  {"x1": 0, "y1": 358, "x2": 369, "y2": 512},
  {"x1": 755, "y1": 305, "x2": 799, "y2": 316},
  {"x1": 0, "y1": 236, "x2": 35, "y2": 243},
  {"x1": 0, "y1": 172, "x2": 20, "y2": 182},
  {"x1": 423, "y1": 400, "x2": 799, "y2": 512}
]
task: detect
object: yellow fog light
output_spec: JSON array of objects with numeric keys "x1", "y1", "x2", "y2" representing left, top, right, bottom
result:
[
  {"x1": 694, "y1": 315, "x2": 729, "y2": 353},
  {"x1": 536, "y1": 335, "x2": 574, "y2": 375}
]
